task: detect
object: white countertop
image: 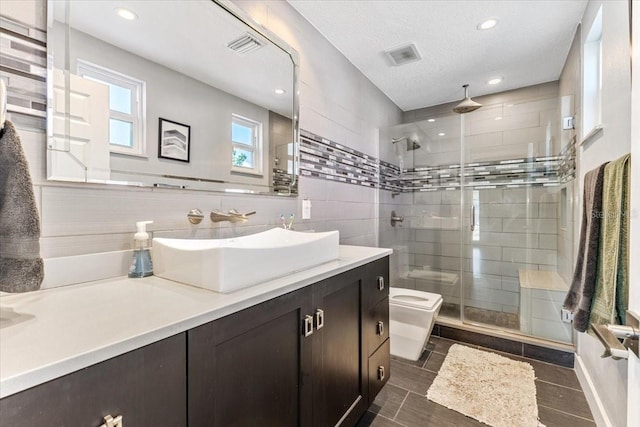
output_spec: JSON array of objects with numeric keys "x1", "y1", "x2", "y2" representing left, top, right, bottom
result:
[{"x1": 0, "y1": 245, "x2": 391, "y2": 399}]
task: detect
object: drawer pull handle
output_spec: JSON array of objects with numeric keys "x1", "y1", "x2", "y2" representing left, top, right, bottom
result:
[
  {"x1": 376, "y1": 321, "x2": 384, "y2": 336},
  {"x1": 377, "y1": 366, "x2": 385, "y2": 381},
  {"x1": 304, "y1": 315, "x2": 314, "y2": 337},
  {"x1": 377, "y1": 276, "x2": 385, "y2": 291},
  {"x1": 100, "y1": 415, "x2": 123, "y2": 427},
  {"x1": 316, "y1": 309, "x2": 324, "y2": 329}
]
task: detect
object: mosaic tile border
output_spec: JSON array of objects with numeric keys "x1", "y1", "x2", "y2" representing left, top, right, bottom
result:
[
  {"x1": 300, "y1": 129, "x2": 576, "y2": 192},
  {"x1": 299, "y1": 129, "x2": 379, "y2": 188},
  {"x1": 0, "y1": 15, "x2": 47, "y2": 131}
]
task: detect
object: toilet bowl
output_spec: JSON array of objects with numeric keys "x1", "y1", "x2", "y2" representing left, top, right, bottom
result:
[{"x1": 389, "y1": 287, "x2": 443, "y2": 361}]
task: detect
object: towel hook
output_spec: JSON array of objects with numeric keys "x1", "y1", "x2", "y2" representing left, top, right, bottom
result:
[{"x1": 0, "y1": 79, "x2": 6, "y2": 130}]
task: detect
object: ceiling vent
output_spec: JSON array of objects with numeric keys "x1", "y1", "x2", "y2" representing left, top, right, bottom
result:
[
  {"x1": 384, "y1": 43, "x2": 422, "y2": 66},
  {"x1": 227, "y1": 33, "x2": 263, "y2": 54}
]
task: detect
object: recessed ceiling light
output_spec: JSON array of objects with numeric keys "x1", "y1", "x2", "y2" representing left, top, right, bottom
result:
[
  {"x1": 495, "y1": 116, "x2": 503, "y2": 121},
  {"x1": 115, "y1": 7, "x2": 138, "y2": 20},
  {"x1": 477, "y1": 18, "x2": 498, "y2": 30},
  {"x1": 438, "y1": 132, "x2": 445, "y2": 136},
  {"x1": 427, "y1": 118, "x2": 436, "y2": 122},
  {"x1": 274, "y1": 89, "x2": 286, "y2": 95},
  {"x1": 488, "y1": 77, "x2": 503, "y2": 85}
]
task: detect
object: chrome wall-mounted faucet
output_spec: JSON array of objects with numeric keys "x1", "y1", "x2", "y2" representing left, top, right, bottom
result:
[
  {"x1": 210, "y1": 209, "x2": 257, "y2": 223},
  {"x1": 187, "y1": 209, "x2": 204, "y2": 224}
]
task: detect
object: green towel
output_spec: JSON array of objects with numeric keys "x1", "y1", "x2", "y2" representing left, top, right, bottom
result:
[{"x1": 589, "y1": 154, "x2": 630, "y2": 330}]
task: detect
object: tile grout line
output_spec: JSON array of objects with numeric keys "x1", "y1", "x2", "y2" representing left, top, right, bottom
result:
[
  {"x1": 537, "y1": 404, "x2": 596, "y2": 423},
  {"x1": 535, "y1": 377, "x2": 584, "y2": 392},
  {"x1": 391, "y1": 390, "x2": 411, "y2": 422}
]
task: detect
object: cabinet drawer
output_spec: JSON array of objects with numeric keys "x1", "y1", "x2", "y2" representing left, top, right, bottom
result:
[
  {"x1": 368, "y1": 339, "x2": 390, "y2": 404},
  {"x1": 365, "y1": 256, "x2": 389, "y2": 309},
  {"x1": 0, "y1": 333, "x2": 187, "y2": 427},
  {"x1": 366, "y1": 297, "x2": 389, "y2": 356}
]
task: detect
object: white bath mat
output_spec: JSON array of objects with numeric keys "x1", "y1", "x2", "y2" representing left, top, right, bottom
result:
[{"x1": 426, "y1": 344, "x2": 545, "y2": 427}]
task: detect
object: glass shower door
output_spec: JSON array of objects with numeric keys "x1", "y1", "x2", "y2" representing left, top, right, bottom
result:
[{"x1": 459, "y1": 94, "x2": 574, "y2": 344}]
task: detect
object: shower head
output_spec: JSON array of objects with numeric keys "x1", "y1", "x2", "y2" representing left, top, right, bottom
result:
[
  {"x1": 453, "y1": 84, "x2": 482, "y2": 114},
  {"x1": 392, "y1": 137, "x2": 421, "y2": 151}
]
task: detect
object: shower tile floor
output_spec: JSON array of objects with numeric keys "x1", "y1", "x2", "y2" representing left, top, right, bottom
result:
[
  {"x1": 357, "y1": 336, "x2": 595, "y2": 427},
  {"x1": 439, "y1": 302, "x2": 521, "y2": 330}
]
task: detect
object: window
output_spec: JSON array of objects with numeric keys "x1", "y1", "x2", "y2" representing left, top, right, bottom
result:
[
  {"x1": 231, "y1": 114, "x2": 263, "y2": 175},
  {"x1": 78, "y1": 60, "x2": 146, "y2": 156},
  {"x1": 583, "y1": 6, "x2": 602, "y2": 136}
]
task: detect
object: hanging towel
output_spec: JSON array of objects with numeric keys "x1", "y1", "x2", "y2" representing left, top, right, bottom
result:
[
  {"x1": 563, "y1": 163, "x2": 607, "y2": 332},
  {"x1": 589, "y1": 153, "x2": 631, "y2": 330},
  {"x1": 0, "y1": 120, "x2": 44, "y2": 292}
]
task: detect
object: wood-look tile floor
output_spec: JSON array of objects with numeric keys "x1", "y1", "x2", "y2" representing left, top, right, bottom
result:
[{"x1": 357, "y1": 337, "x2": 595, "y2": 427}]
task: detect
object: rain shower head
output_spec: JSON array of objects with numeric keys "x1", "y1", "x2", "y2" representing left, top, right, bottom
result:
[
  {"x1": 392, "y1": 136, "x2": 421, "y2": 151},
  {"x1": 453, "y1": 84, "x2": 482, "y2": 114}
]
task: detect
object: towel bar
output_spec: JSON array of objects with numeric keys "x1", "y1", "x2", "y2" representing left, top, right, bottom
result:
[{"x1": 591, "y1": 311, "x2": 639, "y2": 359}]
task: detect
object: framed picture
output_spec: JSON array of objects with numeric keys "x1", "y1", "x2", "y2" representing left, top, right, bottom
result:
[{"x1": 158, "y1": 118, "x2": 191, "y2": 162}]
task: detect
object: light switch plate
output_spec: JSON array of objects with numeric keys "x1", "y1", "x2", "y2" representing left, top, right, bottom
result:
[{"x1": 302, "y1": 199, "x2": 311, "y2": 219}]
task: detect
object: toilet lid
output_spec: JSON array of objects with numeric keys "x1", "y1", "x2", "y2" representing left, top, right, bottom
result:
[{"x1": 390, "y1": 287, "x2": 442, "y2": 310}]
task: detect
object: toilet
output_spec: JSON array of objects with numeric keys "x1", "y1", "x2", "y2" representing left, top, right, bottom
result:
[{"x1": 389, "y1": 287, "x2": 443, "y2": 361}]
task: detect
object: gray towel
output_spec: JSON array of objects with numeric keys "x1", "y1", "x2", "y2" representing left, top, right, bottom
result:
[
  {"x1": 563, "y1": 163, "x2": 607, "y2": 332},
  {"x1": 0, "y1": 120, "x2": 44, "y2": 292}
]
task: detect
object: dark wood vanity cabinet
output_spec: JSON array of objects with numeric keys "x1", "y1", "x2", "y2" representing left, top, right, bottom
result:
[
  {"x1": 363, "y1": 257, "x2": 391, "y2": 404},
  {"x1": 188, "y1": 285, "x2": 315, "y2": 426},
  {"x1": 188, "y1": 256, "x2": 390, "y2": 427},
  {"x1": 0, "y1": 333, "x2": 187, "y2": 427},
  {"x1": 0, "y1": 257, "x2": 389, "y2": 427},
  {"x1": 311, "y1": 267, "x2": 367, "y2": 427}
]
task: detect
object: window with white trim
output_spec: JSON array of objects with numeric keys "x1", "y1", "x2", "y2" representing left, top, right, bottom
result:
[
  {"x1": 231, "y1": 114, "x2": 263, "y2": 175},
  {"x1": 77, "y1": 60, "x2": 146, "y2": 157},
  {"x1": 583, "y1": 6, "x2": 602, "y2": 136}
]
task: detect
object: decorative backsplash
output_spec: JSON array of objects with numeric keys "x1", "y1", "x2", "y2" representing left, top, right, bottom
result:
[
  {"x1": 301, "y1": 129, "x2": 576, "y2": 192},
  {"x1": 299, "y1": 129, "x2": 379, "y2": 188}
]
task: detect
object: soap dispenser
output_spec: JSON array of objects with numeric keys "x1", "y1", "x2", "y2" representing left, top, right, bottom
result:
[{"x1": 128, "y1": 220, "x2": 153, "y2": 278}]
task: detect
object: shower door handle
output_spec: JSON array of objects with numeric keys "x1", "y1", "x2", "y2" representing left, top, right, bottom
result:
[{"x1": 470, "y1": 205, "x2": 476, "y2": 231}]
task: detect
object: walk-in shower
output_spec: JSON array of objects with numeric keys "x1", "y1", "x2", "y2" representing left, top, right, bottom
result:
[{"x1": 379, "y1": 83, "x2": 577, "y2": 345}]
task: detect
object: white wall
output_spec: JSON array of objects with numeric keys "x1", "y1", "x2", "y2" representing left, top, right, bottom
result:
[
  {"x1": 575, "y1": 1, "x2": 631, "y2": 426},
  {"x1": 627, "y1": 2, "x2": 640, "y2": 425},
  {"x1": 5, "y1": 0, "x2": 402, "y2": 285}
]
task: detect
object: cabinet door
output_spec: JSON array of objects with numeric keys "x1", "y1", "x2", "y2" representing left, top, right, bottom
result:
[
  {"x1": 0, "y1": 333, "x2": 187, "y2": 427},
  {"x1": 312, "y1": 267, "x2": 367, "y2": 427},
  {"x1": 188, "y1": 286, "x2": 314, "y2": 427}
]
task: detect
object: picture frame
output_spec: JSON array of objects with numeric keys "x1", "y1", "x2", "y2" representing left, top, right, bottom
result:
[{"x1": 158, "y1": 118, "x2": 191, "y2": 162}]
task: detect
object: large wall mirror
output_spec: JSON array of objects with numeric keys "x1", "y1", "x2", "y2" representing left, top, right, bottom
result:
[{"x1": 47, "y1": 0, "x2": 299, "y2": 195}]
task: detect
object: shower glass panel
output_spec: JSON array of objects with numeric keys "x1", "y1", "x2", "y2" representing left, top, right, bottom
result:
[{"x1": 378, "y1": 84, "x2": 576, "y2": 345}]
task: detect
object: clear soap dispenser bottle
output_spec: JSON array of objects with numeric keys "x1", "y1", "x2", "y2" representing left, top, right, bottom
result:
[{"x1": 128, "y1": 220, "x2": 153, "y2": 278}]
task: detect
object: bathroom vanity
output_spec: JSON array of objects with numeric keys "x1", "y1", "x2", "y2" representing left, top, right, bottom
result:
[{"x1": 0, "y1": 247, "x2": 390, "y2": 426}]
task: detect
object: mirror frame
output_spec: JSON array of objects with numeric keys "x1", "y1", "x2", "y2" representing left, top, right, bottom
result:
[{"x1": 46, "y1": 0, "x2": 300, "y2": 196}]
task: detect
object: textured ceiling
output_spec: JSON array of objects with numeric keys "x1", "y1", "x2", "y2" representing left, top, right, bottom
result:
[{"x1": 288, "y1": 0, "x2": 587, "y2": 111}]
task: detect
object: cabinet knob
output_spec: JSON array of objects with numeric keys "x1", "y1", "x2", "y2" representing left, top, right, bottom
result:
[
  {"x1": 376, "y1": 321, "x2": 384, "y2": 336},
  {"x1": 377, "y1": 366, "x2": 385, "y2": 381},
  {"x1": 377, "y1": 276, "x2": 385, "y2": 291},
  {"x1": 100, "y1": 415, "x2": 123, "y2": 427},
  {"x1": 303, "y1": 315, "x2": 314, "y2": 337},
  {"x1": 315, "y1": 309, "x2": 324, "y2": 330}
]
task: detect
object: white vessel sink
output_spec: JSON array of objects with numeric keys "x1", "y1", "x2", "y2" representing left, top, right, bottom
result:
[{"x1": 153, "y1": 228, "x2": 340, "y2": 293}]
